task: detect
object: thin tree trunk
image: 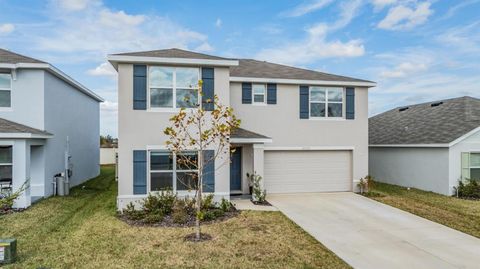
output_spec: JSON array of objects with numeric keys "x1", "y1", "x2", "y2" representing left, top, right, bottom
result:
[{"x1": 196, "y1": 115, "x2": 203, "y2": 241}]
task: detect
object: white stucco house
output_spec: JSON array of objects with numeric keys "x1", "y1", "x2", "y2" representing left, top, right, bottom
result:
[
  {"x1": 369, "y1": 96, "x2": 480, "y2": 195},
  {"x1": 107, "y1": 48, "x2": 376, "y2": 209},
  {"x1": 0, "y1": 49, "x2": 104, "y2": 208}
]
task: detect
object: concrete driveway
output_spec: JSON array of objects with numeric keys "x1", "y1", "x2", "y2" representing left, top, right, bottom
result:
[{"x1": 269, "y1": 192, "x2": 480, "y2": 269}]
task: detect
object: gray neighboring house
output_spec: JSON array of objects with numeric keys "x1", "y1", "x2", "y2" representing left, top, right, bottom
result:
[
  {"x1": 369, "y1": 96, "x2": 480, "y2": 195},
  {"x1": 0, "y1": 49, "x2": 104, "y2": 208},
  {"x1": 107, "y1": 48, "x2": 376, "y2": 209}
]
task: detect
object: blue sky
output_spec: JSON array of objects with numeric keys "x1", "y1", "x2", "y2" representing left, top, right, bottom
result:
[{"x1": 1, "y1": 0, "x2": 479, "y2": 137}]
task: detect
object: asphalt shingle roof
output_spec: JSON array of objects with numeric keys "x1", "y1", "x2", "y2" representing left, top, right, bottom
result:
[
  {"x1": 231, "y1": 128, "x2": 270, "y2": 139},
  {"x1": 0, "y1": 48, "x2": 46, "y2": 64},
  {"x1": 112, "y1": 48, "x2": 230, "y2": 60},
  {"x1": 112, "y1": 48, "x2": 373, "y2": 84},
  {"x1": 0, "y1": 118, "x2": 52, "y2": 136},
  {"x1": 369, "y1": 96, "x2": 480, "y2": 145},
  {"x1": 230, "y1": 59, "x2": 372, "y2": 83}
]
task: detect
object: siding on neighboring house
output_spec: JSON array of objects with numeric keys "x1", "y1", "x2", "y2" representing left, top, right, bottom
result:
[
  {"x1": 369, "y1": 147, "x2": 450, "y2": 195},
  {"x1": 449, "y1": 129, "x2": 480, "y2": 194},
  {"x1": 44, "y1": 71, "x2": 100, "y2": 196}
]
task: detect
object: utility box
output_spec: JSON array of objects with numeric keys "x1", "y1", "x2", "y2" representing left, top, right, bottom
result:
[{"x1": 0, "y1": 239, "x2": 17, "y2": 265}]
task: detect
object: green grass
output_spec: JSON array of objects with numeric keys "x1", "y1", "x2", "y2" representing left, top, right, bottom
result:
[
  {"x1": 368, "y1": 182, "x2": 480, "y2": 238},
  {"x1": 0, "y1": 166, "x2": 350, "y2": 269}
]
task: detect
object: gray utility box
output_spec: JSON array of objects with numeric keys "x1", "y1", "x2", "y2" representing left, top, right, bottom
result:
[{"x1": 0, "y1": 239, "x2": 17, "y2": 265}]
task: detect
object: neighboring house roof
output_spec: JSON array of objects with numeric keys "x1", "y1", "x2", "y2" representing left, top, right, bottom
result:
[
  {"x1": 230, "y1": 59, "x2": 372, "y2": 84},
  {"x1": 0, "y1": 49, "x2": 103, "y2": 102},
  {"x1": 369, "y1": 96, "x2": 480, "y2": 145},
  {"x1": 107, "y1": 48, "x2": 375, "y2": 87},
  {"x1": 0, "y1": 117, "x2": 53, "y2": 138},
  {"x1": 0, "y1": 48, "x2": 46, "y2": 64}
]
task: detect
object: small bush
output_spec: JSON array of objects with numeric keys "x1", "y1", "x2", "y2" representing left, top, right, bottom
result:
[
  {"x1": 203, "y1": 209, "x2": 224, "y2": 221},
  {"x1": 248, "y1": 173, "x2": 267, "y2": 202},
  {"x1": 144, "y1": 212, "x2": 164, "y2": 224},
  {"x1": 358, "y1": 175, "x2": 375, "y2": 195},
  {"x1": 123, "y1": 202, "x2": 145, "y2": 220},
  {"x1": 220, "y1": 198, "x2": 233, "y2": 212},
  {"x1": 142, "y1": 189, "x2": 177, "y2": 216},
  {"x1": 202, "y1": 194, "x2": 215, "y2": 210},
  {"x1": 0, "y1": 180, "x2": 28, "y2": 212},
  {"x1": 172, "y1": 200, "x2": 189, "y2": 224},
  {"x1": 455, "y1": 179, "x2": 480, "y2": 199}
]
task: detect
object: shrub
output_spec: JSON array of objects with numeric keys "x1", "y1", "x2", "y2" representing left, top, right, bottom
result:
[
  {"x1": 123, "y1": 202, "x2": 145, "y2": 220},
  {"x1": 172, "y1": 200, "x2": 189, "y2": 224},
  {"x1": 220, "y1": 198, "x2": 233, "y2": 212},
  {"x1": 143, "y1": 212, "x2": 164, "y2": 224},
  {"x1": 203, "y1": 209, "x2": 224, "y2": 221},
  {"x1": 142, "y1": 189, "x2": 177, "y2": 216},
  {"x1": 202, "y1": 194, "x2": 215, "y2": 210},
  {"x1": 455, "y1": 179, "x2": 480, "y2": 199},
  {"x1": 248, "y1": 173, "x2": 267, "y2": 202},
  {"x1": 358, "y1": 175, "x2": 375, "y2": 194},
  {"x1": 0, "y1": 180, "x2": 28, "y2": 212}
]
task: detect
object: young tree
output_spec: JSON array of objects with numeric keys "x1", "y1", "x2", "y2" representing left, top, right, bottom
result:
[{"x1": 164, "y1": 80, "x2": 240, "y2": 241}]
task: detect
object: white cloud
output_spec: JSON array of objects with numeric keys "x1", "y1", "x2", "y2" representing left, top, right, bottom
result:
[
  {"x1": 54, "y1": 0, "x2": 97, "y2": 11},
  {"x1": 87, "y1": 62, "x2": 117, "y2": 77},
  {"x1": 370, "y1": 0, "x2": 398, "y2": 10},
  {"x1": 256, "y1": 24, "x2": 364, "y2": 65},
  {"x1": 437, "y1": 21, "x2": 480, "y2": 53},
  {"x1": 381, "y1": 62, "x2": 428, "y2": 78},
  {"x1": 378, "y1": 2, "x2": 433, "y2": 30},
  {"x1": 215, "y1": 18, "x2": 222, "y2": 28},
  {"x1": 100, "y1": 100, "x2": 118, "y2": 136},
  {"x1": 195, "y1": 42, "x2": 214, "y2": 52},
  {"x1": 35, "y1": 1, "x2": 212, "y2": 62},
  {"x1": 0, "y1": 24, "x2": 15, "y2": 35},
  {"x1": 282, "y1": 0, "x2": 334, "y2": 17},
  {"x1": 331, "y1": 0, "x2": 363, "y2": 31}
]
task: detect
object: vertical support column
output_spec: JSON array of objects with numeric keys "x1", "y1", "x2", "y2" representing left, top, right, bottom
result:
[
  {"x1": 12, "y1": 140, "x2": 31, "y2": 208},
  {"x1": 252, "y1": 143, "x2": 265, "y2": 190}
]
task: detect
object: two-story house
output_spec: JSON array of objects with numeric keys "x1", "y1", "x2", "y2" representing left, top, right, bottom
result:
[
  {"x1": 0, "y1": 49, "x2": 103, "y2": 208},
  {"x1": 108, "y1": 49, "x2": 375, "y2": 209}
]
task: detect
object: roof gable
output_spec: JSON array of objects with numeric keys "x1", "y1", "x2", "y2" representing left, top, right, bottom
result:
[{"x1": 369, "y1": 96, "x2": 480, "y2": 145}]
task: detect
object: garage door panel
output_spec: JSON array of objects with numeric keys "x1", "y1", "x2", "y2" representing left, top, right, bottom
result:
[{"x1": 264, "y1": 150, "x2": 352, "y2": 193}]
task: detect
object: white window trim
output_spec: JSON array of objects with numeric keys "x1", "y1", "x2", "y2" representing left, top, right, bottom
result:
[
  {"x1": 309, "y1": 87, "x2": 345, "y2": 120},
  {"x1": 147, "y1": 150, "x2": 199, "y2": 194},
  {"x1": 252, "y1": 83, "x2": 267, "y2": 105},
  {"x1": 0, "y1": 73, "x2": 12, "y2": 110},
  {"x1": 147, "y1": 66, "x2": 201, "y2": 112}
]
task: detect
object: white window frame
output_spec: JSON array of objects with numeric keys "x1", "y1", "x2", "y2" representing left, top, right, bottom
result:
[
  {"x1": 469, "y1": 152, "x2": 480, "y2": 180},
  {"x1": 148, "y1": 150, "x2": 199, "y2": 194},
  {"x1": 147, "y1": 66, "x2": 200, "y2": 112},
  {"x1": 0, "y1": 73, "x2": 12, "y2": 110},
  {"x1": 252, "y1": 83, "x2": 266, "y2": 105},
  {"x1": 309, "y1": 86, "x2": 345, "y2": 120}
]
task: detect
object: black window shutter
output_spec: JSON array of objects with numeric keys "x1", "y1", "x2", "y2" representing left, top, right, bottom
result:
[
  {"x1": 133, "y1": 65, "x2": 147, "y2": 110},
  {"x1": 242, "y1": 83, "x2": 252, "y2": 104},
  {"x1": 133, "y1": 150, "x2": 147, "y2": 194},
  {"x1": 202, "y1": 68, "x2": 214, "y2": 111},
  {"x1": 299, "y1": 85, "x2": 309, "y2": 119},
  {"x1": 267, "y1": 83, "x2": 277, "y2": 104},
  {"x1": 346, "y1": 87, "x2": 355, "y2": 120},
  {"x1": 202, "y1": 150, "x2": 215, "y2": 192}
]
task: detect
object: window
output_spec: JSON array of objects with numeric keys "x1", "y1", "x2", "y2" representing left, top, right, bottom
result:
[
  {"x1": 149, "y1": 151, "x2": 199, "y2": 192},
  {"x1": 0, "y1": 146, "x2": 12, "y2": 183},
  {"x1": 470, "y1": 153, "x2": 480, "y2": 180},
  {"x1": 0, "y1": 73, "x2": 11, "y2": 108},
  {"x1": 309, "y1": 87, "x2": 343, "y2": 118},
  {"x1": 149, "y1": 67, "x2": 199, "y2": 109},
  {"x1": 252, "y1": 84, "x2": 266, "y2": 104}
]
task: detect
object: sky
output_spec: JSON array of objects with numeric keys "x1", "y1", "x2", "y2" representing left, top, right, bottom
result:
[{"x1": 0, "y1": 0, "x2": 479, "y2": 137}]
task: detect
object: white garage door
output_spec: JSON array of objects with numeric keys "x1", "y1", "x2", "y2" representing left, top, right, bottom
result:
[{"x1": 264, "y1": 150, "x2": 352, "y2": 193}]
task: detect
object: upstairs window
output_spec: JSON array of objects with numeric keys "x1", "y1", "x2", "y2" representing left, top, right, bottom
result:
[
  {"x1": 310, "y1": 87, "x2": 343, "y2": 118},
  {"x1": 149, "y1": 67, "x2": 199, "y2": 109},
  {"x1": 0, "y1": 73, "x2": 11, "y2": 108},
  {"x1": 252, "y1": 84, "x2": 266, "y2": 104}
]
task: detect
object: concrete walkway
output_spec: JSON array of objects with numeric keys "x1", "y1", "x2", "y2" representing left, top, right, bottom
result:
[{"x1": 269, "y1": 192, "x2": 480, "y2": 269}]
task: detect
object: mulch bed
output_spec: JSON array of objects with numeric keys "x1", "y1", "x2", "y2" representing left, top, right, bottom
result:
[
  {"x1": 184, "y1": 232, "x2": 213, "y2": 242},
  {"x1": 0, "y1": 207, "x2": 25, "y2": 216},
  {"x1": 118, "y1": 210, "x2": 240, "y2": 228},
  {"x1": 251, "y1": 200, "x2": 272, "y2": 206}
]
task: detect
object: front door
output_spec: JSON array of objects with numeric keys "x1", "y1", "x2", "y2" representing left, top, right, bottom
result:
[{"x1": 230, "y1": 147, "x2": 242, "y2": 192}]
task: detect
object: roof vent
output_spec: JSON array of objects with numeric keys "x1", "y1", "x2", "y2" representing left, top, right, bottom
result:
[
  {"x1": 398, "y1": 107, "x2": 409, "y2": 112},
  {"x1": 431, "y1": 101, "x2": 443, "y2": 107}
]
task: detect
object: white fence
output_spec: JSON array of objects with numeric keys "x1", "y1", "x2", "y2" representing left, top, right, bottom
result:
[{"x1": 100, "y1": 148, "x2": 117, "y2": 165}]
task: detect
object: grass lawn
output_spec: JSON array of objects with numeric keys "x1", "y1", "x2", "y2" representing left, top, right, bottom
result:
[
  {"x1": 368, "y1": 182, "x2": 480, "y2": 238},
  {"x1": 0, "y1": 166, "x2": 349, "y2": 269}
]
